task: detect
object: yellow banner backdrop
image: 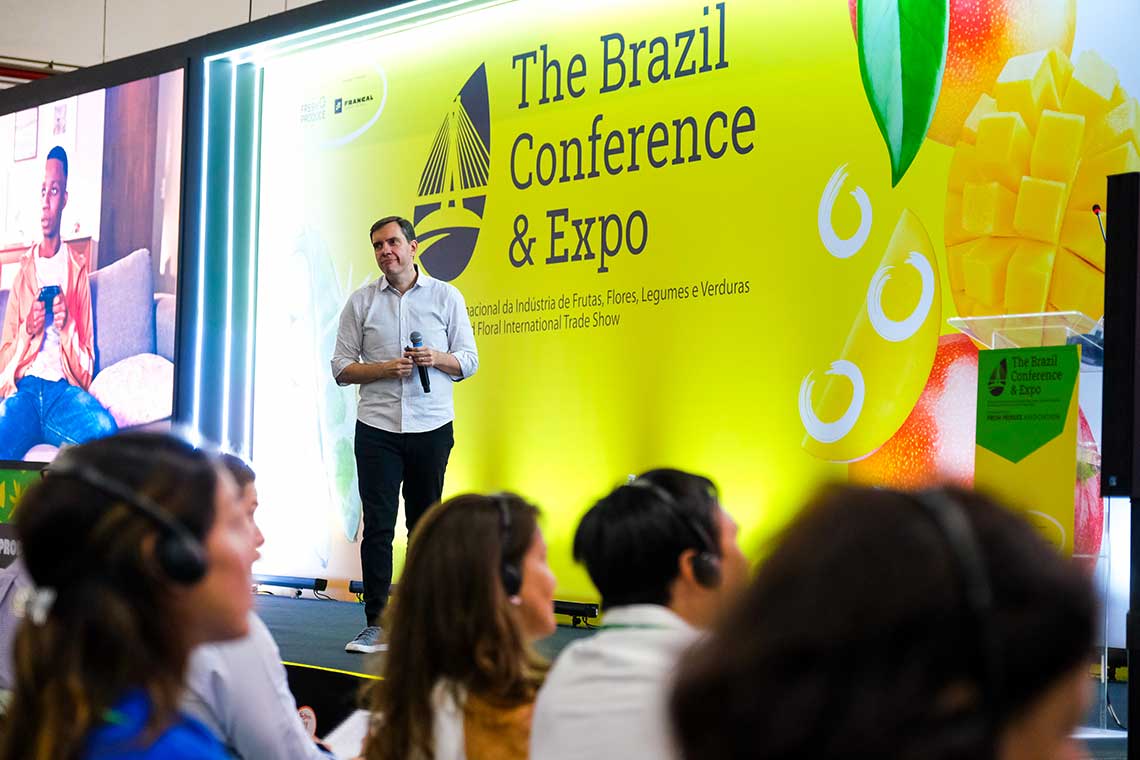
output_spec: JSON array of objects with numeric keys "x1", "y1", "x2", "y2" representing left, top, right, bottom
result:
[{"x1": 246, "y1": 0, "x2": 1134, "y2": 600}]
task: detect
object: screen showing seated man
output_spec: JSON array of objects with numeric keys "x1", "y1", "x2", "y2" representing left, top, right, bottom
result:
[
  {"x1": 0, "y1": 69, "x2": 184, "y2": 463},
  {"x1": 0, "y1": 146, "x2": 115, "y2": 457}
]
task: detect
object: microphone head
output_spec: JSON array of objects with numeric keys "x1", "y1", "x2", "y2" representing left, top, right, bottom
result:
[{"x1": 410, "y1": 330, "x2": 423, "y2": 347}]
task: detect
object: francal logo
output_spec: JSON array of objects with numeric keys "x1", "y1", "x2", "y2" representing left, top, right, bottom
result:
[
  {"x1": 335, "y1": 94, "x2": 374, "y2": 115},
  {"x1": 413, "y1": 64, "x2": 490, "y2": 281},
  {"x1": 988, "y1": 358, "x2": 1008, "y2": 397}
]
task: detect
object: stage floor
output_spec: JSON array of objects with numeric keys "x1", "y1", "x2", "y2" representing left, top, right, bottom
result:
[
  {"x1": 256, "y1": 593, "x2": 599, "y2": 740},
  {"x1": 255, "y1": 594, "x2": 596, "y2": 676}
]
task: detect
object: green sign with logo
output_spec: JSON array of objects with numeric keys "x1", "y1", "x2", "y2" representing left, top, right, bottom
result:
[
  {"x1": 976, "y1": 345, "x2": 1080, "y2": 464},
  {"x1": 0, "y1": 469, "x2": 38, "y2": 524}
]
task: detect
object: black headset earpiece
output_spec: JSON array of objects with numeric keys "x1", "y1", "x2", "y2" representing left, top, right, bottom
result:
[
  {"x1": 45, "y1": 461, "x2": 208, "y2": 585},
  {"x1": 495, "y1": 495, "x2": 523, "y2": 598},
  {"x1": 912, "y1": 489, "x2": 1000, "y2": 739},
  {"x1": 629, "y1": 477, "x2": 722, "y2": 589}
]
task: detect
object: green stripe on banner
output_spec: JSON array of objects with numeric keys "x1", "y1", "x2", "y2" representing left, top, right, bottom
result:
[{"x1": 0, "y1": 469, "x2": 39, "y2": 524}]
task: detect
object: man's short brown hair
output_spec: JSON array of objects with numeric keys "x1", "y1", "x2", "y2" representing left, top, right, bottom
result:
[{"x1": 370, "y1": 216, "x2": 416, "y2": 243}]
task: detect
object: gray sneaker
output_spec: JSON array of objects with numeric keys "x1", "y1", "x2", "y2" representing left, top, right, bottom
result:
[{"x1": 345, "y1": 625, "x2": 386, "y2": 653}]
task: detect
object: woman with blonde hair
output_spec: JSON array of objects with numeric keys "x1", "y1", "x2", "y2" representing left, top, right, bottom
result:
[{"x1": 364, "y1": 492, "x2": 557, "y2": 760}]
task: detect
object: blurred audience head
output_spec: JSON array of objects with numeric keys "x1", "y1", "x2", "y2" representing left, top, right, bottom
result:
[
  {"x1": 574, "y1": 468, "x2": 749, "y2": 627},
  {"x1": 219, "y1": 452, "x2": 262, "y2": 555},
  {"x1": 365, "y1": 491, "x2": 554, "y2": 760},
  {"x1": 670, "y1": 485, "x2": 1096, "y2": 760},
  {"x1": 0, "y1": 432, "x2": 257, "y2": 760}
]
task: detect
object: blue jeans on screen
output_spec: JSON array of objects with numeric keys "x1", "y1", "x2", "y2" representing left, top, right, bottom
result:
[{"x1": 0, "y1": 376, "x2": 118, "y2": 460}]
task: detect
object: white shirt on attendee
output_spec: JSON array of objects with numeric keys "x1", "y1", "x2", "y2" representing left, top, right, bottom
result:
[
  {"x1": 530, "y1": 605, "x2": 700, "y2": 760},
  {"x1": 183, "y1": 612, "x2": 332, "y2": 759}
]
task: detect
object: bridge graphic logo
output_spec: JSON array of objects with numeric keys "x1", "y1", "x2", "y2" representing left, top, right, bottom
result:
[{"x1": 414, "y1": 64, "x2": 491, "y2": 282}]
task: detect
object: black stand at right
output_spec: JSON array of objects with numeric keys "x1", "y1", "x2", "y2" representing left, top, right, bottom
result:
[{"x1": 1101, "y1": 171, "x2": 1140, "y2": 757}]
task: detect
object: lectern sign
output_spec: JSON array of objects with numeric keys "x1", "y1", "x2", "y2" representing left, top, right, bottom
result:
[
  {"x1": 977, "y1": 346, "x2": 1079, "y2": 463},
  {"x1": 975, "y1": 345, "x2": 1080, "y2": 554}
]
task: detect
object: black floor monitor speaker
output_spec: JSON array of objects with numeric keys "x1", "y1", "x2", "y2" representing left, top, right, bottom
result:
[{"x1": 1101, "y1": 171, "x2": 1140, "y2": 498}]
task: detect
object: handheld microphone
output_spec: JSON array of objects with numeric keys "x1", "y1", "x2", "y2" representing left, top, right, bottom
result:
[{"x1": 410, "y1": 331, "x2": 431, "y2": 393}]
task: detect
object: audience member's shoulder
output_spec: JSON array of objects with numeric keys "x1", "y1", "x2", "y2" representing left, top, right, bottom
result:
[
  {"x1": 141, "y1": 716, "x2": 230, "y2": 759},
  {"x1": 464, "y1": 693, "x2": 534, "y2": 759},
  {"x1": 86, "y1": 691, "x2": 228, "y2": 759}
]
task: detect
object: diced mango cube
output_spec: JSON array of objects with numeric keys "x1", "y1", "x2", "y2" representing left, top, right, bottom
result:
[
  {"x1": 1061, "y1": 50, "x2": 1118, "y2": 119},
  {"x1": 954, "y1": 294, "x2": 986, "y2": 317},
  {"x1": 1086, "y1": 98, "x2": 1140, "y2": 156},
  {"x1": 1045, "y1": 48, "x2": 1074, "y2": 97},
  {"x1": 1049, "y1": 248, "x2": 1105, "y2": 318},
  {"x1": 1004, "y1": 240, "x2": 1057, "y2": 313},
  {"x1": 962, "y1": 94, "x2": 999, "y2": 145},
  {"x1": 1030, "y1": 110, "x2": 1084, "y2": 182},
  {"x1": 1070, "y1": 141, "x2": 1140, "y2": 210},
  {"x1": 963, "y1": 181, "x2": 1018, "y2": 237},
  {"x1": 1014, "y1": 176, "x2": 1068, "y2": 244},
  {"x1": 1060, "y1": 209, "x2": 1106, "y2": 270},
  {"x1": 944, "y1": 192, "x2": 976, "y2": 246},
  {"x1": 1111, "y1": 83, "x2": 1127, "y2": 108},
  {"x1": 995, "y1": 50, "x2": 1061, "y2": 131},
  {"x1": 955, "y1": 294, "x2": 984, "y2": 317},
  {"x1": 949, "y1": 141, "x2": 983, "y2": 192},
  {"x1": 976, "y1": 112, "x2": 1033, "y2": 190},
  {"x1": 964, "y1": 237, "x2": 1017, "y2": 306},
  {"x1": 946, "y1": 239, "x2": 978, "y2": 295}
]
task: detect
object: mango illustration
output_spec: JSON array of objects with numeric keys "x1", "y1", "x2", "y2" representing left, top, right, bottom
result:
[
  {"x1": 848, "y1": 334, "x2": 978, "y2": 488},
  {"x1": 946, "y1": 49, "x2": 1139, "y2": 320},
  {"x1": 849, "y1": 0, "x2": 1075, "y2": 145},
  {"x1": 801, "y1": 210, "x2": 941, "y2": 462}
]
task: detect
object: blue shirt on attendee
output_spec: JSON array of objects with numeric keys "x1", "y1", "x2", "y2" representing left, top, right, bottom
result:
[{"x1": 85, "y1": 689, "x2": 229, "y2": 759}]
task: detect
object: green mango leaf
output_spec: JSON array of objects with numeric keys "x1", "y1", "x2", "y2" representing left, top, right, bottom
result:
[{"x1": 856, "y1": 0, "x2": 949, "y2": 186}]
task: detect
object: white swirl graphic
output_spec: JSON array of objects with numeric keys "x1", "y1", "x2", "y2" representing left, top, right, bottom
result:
[
  {"x1": 817, "y1": 163, "x2": 872, "y2": 259},
  {"x1": 866, "y1": 251, "x2": 936, "y2": 343},
  {"x1": 799, "y1": 360, "x2": 865, "y2": 444}
]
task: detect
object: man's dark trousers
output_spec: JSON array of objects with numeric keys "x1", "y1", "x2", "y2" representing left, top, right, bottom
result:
[{"x1": 355, "y1": 419, "x2": 453, "y2": 624}]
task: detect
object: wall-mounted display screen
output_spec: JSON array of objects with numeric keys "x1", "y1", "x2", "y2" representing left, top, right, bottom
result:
[{"x1": 0, "y1": 69, "x2": 184, "y2": 464}]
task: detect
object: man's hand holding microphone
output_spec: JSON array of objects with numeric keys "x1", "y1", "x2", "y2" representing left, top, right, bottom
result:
[{"x1": 404, "y1": 331, "x2": 432, "y2": 393}]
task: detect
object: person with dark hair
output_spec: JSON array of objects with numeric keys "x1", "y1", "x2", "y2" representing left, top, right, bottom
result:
[
  {"x1": 331, "y1": 215, "x2": 478, "y2": 654},
  {"x1": 363, "y1": 492, "x2": 556, "y2": 760},
  {"x1": 0, "y1": 145, "x2": 117, "y2": 461},
  {"x1": 0, "y1": 431, "x2": 258, "y2": 759},
  {"x1": 530, "y1": 468, "x2": 750, "y2": 760},
  {"x1": 671, "y1": 486, "x2": 1097, "y2": 760},
  {"x1": 183, "y1": 453, "x2": 333, "y2": 758}
]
